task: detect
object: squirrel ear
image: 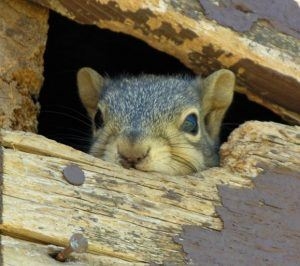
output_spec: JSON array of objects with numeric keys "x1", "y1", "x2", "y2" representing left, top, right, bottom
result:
[
  {"x1": 200, "y1": 69, "x2": 235, "y2": 142},
  {"x1": 77, "y1": 67, "x2": 104, "y2": 121}
]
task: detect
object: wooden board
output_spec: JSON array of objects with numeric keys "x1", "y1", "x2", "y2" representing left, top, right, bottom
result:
[
  {"x1": 0, "y1": 121, "x2": 300, "y2": 264},
  {"x1": 29, "y1": 0, "x2": 300, "y2": 124}
]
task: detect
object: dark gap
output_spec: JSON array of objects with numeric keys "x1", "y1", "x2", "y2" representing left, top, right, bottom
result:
[
  {"x1": 38, "y1": 11, "x2": 286, "y2": 152},
  {"x1": 221, "y1": 93, "x2": 285, "y2": 141}
]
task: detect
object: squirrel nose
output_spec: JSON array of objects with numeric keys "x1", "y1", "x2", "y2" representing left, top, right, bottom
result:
[{"x1": 118, "y1": 147, "x2": 150, "y2": 169}]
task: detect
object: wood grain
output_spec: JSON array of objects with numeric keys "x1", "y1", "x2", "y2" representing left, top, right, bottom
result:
[
  {"x1": 29, "y1": 0, "x2": 300, "y2": 124},
  {"x1": 1, "y1": 121, "x2": 299, "y2": 264}
]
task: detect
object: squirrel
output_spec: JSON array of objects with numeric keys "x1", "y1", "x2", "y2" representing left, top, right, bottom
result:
[{"x1": 77, "y1": 67, "x2": 235, "y2": 175}]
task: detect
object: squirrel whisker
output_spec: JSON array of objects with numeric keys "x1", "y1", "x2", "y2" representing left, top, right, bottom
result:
[
  {"x1": 41, "y1": 104, "x2": 91, "y2": 121},
  {"x1": 40, "y1": 110, "x2": 92, "y2": 127}
]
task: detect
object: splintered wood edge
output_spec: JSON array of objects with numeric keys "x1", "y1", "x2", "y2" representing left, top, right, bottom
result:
[
  {"x1": 220, "y1": 121, "x2": 300, "y2": 176},
  {"x1": 1, "y1": 121, "x2": 300, "y2": 264}
]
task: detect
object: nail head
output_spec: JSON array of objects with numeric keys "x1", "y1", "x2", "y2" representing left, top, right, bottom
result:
[
  {"x1": 63, "y1": 164, "x2": 85, "y2": 186},
  {"x1": 70, "y1": 233, "x2": 88, "y2": 253}
]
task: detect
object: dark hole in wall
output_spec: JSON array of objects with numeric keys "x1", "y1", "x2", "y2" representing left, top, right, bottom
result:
[{"x1": 38, "y1": 11, "x2": 286, "y2": 153}]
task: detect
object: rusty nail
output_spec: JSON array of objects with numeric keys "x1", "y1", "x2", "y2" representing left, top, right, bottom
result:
[{"x1": 55, "y1": 233, "x2": 88, "y2": 262}]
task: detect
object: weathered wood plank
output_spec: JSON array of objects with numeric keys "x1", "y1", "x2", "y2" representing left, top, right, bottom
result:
[
  {"x1": 221, "y1": 121, "x2": 300, "y2": 176},
  {"x1": 0, "y1": 132, "x2": 232, "y2": 264},
  {"x1": 0, "y1": 121, "x2": 300, "y2": 264},
  {"x1": 29, "y1": 0, "x2": 300, "y2": 124},
  {"x1": 0, "y1": 0, "x2": 48, "y2": 131}
]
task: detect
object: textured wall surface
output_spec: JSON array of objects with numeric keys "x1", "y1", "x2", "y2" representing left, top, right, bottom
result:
[{"x1": 0, "y1": 0, "x2": 48, "y2": 131}]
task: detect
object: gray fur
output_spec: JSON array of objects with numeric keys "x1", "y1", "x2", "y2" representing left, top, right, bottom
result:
[{"x1": 100, "y1": 74, "x2": 202, "y2": 136}]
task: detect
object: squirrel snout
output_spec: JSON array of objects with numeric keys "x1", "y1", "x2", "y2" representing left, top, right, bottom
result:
[{"x1": 118, "y1": 145, "x2": 150, "y2": 169}]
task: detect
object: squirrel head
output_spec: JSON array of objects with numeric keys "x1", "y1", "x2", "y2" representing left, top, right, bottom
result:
[{"x1": 77, "y1": 67, "x2": 235, "y2": 175}]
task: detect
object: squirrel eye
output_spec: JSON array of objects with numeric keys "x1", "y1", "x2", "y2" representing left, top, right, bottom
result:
[
  {"x1": 94, "y1": 109, "x2": 104, "y2": 129},
  {"x1": 181, "y1": 113, "x2": 198, "y2": 135}
]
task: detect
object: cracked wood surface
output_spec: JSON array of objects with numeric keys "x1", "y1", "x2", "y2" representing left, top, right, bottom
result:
[
  {"x1": 30, "y1": 0, "x2": 300, "y2": 124},
  {"x1": 0, "y1": 121, "x2": 299, "y2": 264}
]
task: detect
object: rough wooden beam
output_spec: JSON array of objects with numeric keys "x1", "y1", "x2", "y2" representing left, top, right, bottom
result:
[
  {"x1": 0, "y1": 0, "x2": 48, "y2": 131},
  {"x1": 29, "y1": 0, "x2": 300, "y2": 124},
  {"x1": 0, "y1": 121, "x2": 300, "y2": 264}
]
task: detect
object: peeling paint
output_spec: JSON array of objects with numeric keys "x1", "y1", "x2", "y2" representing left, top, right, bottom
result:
[
  {"x1": 188, "y1": 45, "x2": 225, "y2": 75},
  {"x1": 198, "y1": 0, "x2": 300, "y2": 39},
  {"x1": 175, "y1": 167, "x2": 300, "y2": 264},
  {"x1": 61, "y1": 1, "x2": 197, "y2": 45},
  {"x1": 30, "y1": 0, "x2": 300, "y2": 124}
]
